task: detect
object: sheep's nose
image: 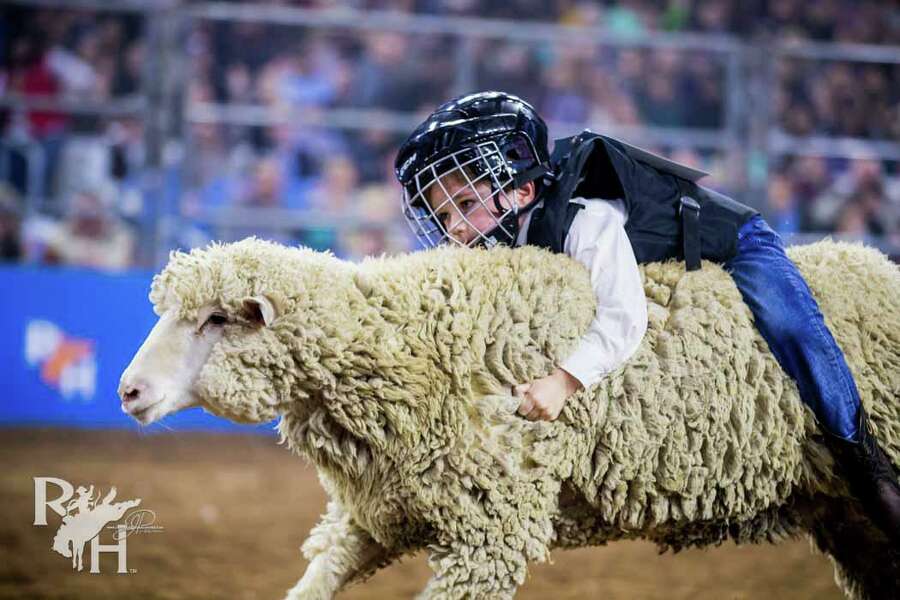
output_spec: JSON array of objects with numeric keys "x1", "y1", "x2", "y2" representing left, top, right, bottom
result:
[{"x1": 118, "y1": 378, "x2": 146, "y2": 404}]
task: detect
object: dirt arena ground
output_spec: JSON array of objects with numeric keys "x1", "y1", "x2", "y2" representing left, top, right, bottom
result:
[{"x1": 0, "y1": 428, "x2": 843, "y2": 600}]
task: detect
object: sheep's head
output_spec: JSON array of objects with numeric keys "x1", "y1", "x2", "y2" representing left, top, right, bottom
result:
[{"x1": 119, "y1": 238, "x2": 350, "y2": 426}]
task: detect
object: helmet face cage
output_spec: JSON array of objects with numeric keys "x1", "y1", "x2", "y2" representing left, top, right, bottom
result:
[{"x1": 401, "y1": 140, "x2": 519, "y2": 249}]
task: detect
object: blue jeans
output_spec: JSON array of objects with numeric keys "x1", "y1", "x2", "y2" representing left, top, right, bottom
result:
[{"x1": 724, "y1": 215, "x2": 860, "y2": 441}]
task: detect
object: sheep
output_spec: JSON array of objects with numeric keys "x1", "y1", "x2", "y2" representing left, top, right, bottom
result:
[{"x1": 119, "y1": 237, "x2": 899, "y2": 600}]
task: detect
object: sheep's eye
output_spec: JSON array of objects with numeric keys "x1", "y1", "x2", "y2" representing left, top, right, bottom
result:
[{"x1": 204, "y1": 313, "x2": 228, "y2": 328}]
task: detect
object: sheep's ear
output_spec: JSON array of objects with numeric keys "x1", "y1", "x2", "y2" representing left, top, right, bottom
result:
[{"x1": 242, "y1": 295, "x2": 278, "y2": 327}]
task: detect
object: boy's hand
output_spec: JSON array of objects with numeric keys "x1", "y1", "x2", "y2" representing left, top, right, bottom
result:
[{"x1": 514, "y1": 367, "x2": 583, "y2": 421}]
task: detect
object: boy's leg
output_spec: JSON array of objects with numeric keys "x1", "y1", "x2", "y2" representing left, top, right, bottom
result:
[
  {"x1": 726, "y1": 216, "x2": 859, "y2": 439},
  {"x1": 724, "y1": 216, "x2": 899, "y2": 540}
]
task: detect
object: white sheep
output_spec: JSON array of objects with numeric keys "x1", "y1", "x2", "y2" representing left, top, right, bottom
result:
[{"x1": 119, "y1": 238, "x2": 899, "y2": 599}]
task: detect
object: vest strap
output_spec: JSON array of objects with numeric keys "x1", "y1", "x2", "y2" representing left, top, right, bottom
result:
[{"x1": 679, "y1": 195, "x2": 701, "y2": 271}]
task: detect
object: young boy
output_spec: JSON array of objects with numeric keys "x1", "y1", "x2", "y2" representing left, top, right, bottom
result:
[
  {"x1": 411, "y1": 130, "x2": 646, "y2": 422},
  {"x1": 394, "y1": 91, "x2": 899, "y2": 539}
]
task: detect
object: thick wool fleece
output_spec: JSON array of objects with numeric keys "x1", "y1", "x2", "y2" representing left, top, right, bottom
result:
[{"x1": 151, "y1": 238, "x2": 899, "y2": 600}]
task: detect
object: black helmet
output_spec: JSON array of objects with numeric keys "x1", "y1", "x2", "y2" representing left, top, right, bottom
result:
[{"x1": 395, "y1": 91, "x2": 551, "y2": 249}]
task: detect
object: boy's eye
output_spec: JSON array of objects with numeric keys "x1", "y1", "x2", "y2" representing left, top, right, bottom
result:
[{"x1": 434, "y1": 198, "x2": 476, "y2": 227}]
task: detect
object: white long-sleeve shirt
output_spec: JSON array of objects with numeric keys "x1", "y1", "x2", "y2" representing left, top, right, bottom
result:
[{"x1": 517, "y1": 198, "x2": 648, "y2": 389}]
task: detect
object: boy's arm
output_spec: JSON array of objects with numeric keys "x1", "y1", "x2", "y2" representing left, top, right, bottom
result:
[
  {"x1": 558, "y1": 198, "x2": 648, "y2": 390},
  {"x1": 516, "y1": 199, "x2": 647, "y2": 421}
]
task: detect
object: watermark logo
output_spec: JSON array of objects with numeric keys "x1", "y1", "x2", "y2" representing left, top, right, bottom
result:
[
  {"x1": 25, "y1": 320, "x2": 97, "y2": 400},
  {"x1": 33, "y1": 477, "x2": 162, "y2": 573}
]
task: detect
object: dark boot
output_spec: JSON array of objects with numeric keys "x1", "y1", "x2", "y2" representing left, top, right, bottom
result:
[{"x1": 823, "y1": 406, "x2": 900, "y2": 543}]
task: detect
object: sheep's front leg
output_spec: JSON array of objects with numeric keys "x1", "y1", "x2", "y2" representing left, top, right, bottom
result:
[
  {"x1": 416, "y1": 536, "x2": 533, "y2": 600},
  {"x1": 416, "y1": 501, "x2": 556, "y2": 600},
  {"x1": 284, "y1": 501, "x2": 388, "y2": 600}
]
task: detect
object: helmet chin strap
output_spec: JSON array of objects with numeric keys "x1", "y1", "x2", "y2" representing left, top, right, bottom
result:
[
  {"x1": 477, "y1": 166, "x2": 549, "y2": 247},
  {"x1": 478, "y1": 196, "x2": 541, "y2": 248}
]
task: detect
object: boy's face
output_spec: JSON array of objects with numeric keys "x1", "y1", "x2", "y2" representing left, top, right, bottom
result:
[{"x1": 426, "y1": 174, "x2": 534, "y2": 246}]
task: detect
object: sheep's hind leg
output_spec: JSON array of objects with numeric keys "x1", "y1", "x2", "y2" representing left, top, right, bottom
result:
[
  {"x1": 807, "y1": 494, "x2": 900, "y2": 600},
  {"x1": 284, "y1": 501, "x2": 389, "y2": 600}
]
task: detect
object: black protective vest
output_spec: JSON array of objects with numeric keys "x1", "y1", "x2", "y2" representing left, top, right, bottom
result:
[{"x1": 526, "y1": 131, "x2": 758, "y2": 268}]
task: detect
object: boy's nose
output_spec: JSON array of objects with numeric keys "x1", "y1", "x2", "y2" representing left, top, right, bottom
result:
[{"x1": 447, "y1": 216, "x2": 472, "y2": 242}]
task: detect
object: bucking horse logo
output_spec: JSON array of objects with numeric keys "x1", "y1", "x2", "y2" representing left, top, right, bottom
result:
[{"x1": 34, "y1": 477, "x2": 146, "y2": 574}]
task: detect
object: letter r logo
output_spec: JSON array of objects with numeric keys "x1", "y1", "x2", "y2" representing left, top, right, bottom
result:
[{"x1": 33, "y1": 477, "x2": 74, "y2": 526}]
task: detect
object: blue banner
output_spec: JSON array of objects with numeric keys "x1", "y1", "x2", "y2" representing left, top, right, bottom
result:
[{"x1": 0, "y1": 266, "x2": 275, "y2": 433}]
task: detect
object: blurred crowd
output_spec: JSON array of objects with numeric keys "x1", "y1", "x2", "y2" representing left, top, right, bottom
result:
[
  {"x1": 768, "y1": 155, "x2": 900, "y2": 241},
  {"x1": 1, "y1": 0, "x2": 898, "y2": 269}
]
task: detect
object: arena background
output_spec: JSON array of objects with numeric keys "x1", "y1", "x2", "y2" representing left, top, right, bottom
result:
[{"x1": 1, "y1": 0, "x2": 897, "y2": 598}]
